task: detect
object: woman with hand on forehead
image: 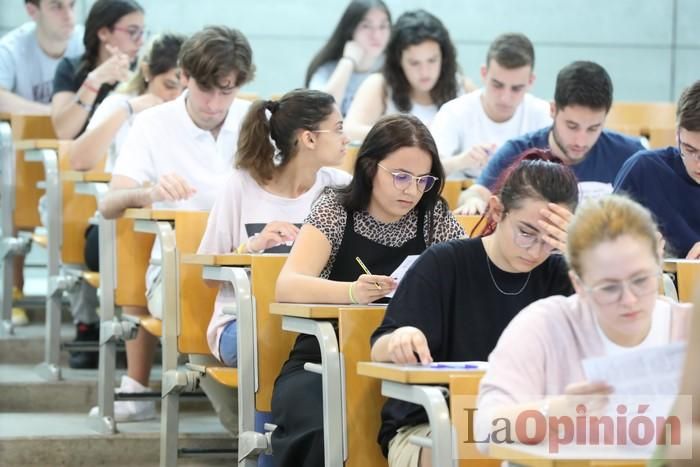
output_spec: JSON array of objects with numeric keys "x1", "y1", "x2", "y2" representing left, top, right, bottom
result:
[
  {"x1": 476, "y1": 195, "x2": 691, "y2": 454},
  {"x1": 369, "y1": 149, "x2": 578, "y2": 467},
  {"x1": 271, "y1": 114, "x2": 464, "y2": 466}
]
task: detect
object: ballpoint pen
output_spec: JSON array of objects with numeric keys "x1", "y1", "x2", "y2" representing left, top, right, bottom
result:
[{"x1": 355, "y1": 256, "x2": 382, "y2": 290}]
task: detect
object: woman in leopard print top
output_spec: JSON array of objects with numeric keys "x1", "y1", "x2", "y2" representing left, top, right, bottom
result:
[{"x1": 271, "y1": 114, "x2": 463, "y2": 466}]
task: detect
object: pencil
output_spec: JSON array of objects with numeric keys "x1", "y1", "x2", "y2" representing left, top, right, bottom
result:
[{"x1": 355, "y1": 257, "x2": 382, "y2": 290}]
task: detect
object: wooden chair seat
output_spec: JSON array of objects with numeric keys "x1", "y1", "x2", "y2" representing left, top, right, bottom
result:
[
  {"x1": 140, "y1": 316, "x2": 162, "y2": 337},
  {"x1": 205, "y1": 366, "x2": 238, "y2": 388},
  {"x1": 81, "y1": 271, "x2": 100, "y2": 288}
]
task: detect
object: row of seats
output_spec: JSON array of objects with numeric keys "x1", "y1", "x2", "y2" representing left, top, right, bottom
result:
[{"x1": 1, "y1": 108, "x2": 697, "y2": 466}]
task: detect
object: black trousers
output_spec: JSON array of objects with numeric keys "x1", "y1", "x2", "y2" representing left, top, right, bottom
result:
[{"x1": 84, "y1": 224, "x2": 99, "y2": 272}]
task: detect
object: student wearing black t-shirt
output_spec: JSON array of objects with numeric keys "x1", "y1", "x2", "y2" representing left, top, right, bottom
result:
[
  {"x1": 51, "y1": 0, "x2": 144, "y2": 139},
  {"x1": 370, "y1": 150, "x2": 579, "y2": 467}
]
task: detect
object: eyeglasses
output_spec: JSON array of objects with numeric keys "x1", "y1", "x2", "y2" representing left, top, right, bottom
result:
[
  {"x1": 577, "y1": 272, "x2": 659, "y2": 305},
  {"x1": 312, "y1": 128, "x2": 345, "y2": 136},
  {"x1": 113, "y1": 26, "x2": 147, "y2": 42},
  {"x1": 678, "y1": 139, "x2": 700, "y2": 163},
  {"x1": 377, "y1": 163, "x2": 438, "y2": 193},
  {"x1": 510, "y1": 222, "x2": 557, "y2": 254}
]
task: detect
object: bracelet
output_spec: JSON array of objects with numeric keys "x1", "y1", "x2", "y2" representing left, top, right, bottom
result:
[
  {"x1": 246, "y1": 233, "x2": 264, "y2": 254},
  {"x1": 82, "y1": 79, "x2": 99, "y2": 94},
  {"x1": 348, "y1": 281, "x2": 359, "y2": 304},
  {"x1": 74, "y1": 95, "x2": 93, "y2": 112},
  {"x1": 341, "y1": 56, "x2": 357, "y2": 70}
]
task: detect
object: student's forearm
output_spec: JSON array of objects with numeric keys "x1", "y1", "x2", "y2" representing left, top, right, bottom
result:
[
  {"x1": 98, "y1": 186, "x2": 152, "y2": 219},
  {"x1": 460, "y1": 184, "x2": 491, "y2": 205},
  {"x1": 52, "y1": 87, "x2": 98, "y2": 139},
  {"x1": 321, "y1": 59, "x2": 354, "y2": 107},
  {"x1": 71, "y1": 108, "x2": 129, "y2": 170},
  {"x1": 275, "y1": 273, "x2": 354, "y2": 304},
  {"x1": 442, "y1": 154, "x2": 470, "y2": 176},
  {"x1": 0, "y1": 89, "x2": 50, "y2": 114},
  {"x1": 370, "y1": 333, "x2": 394, "y2": 362}
]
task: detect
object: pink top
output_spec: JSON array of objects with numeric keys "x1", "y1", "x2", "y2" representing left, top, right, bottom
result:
[{"x1": 476, "y1": 294, "x2": 692, "y2": 438}]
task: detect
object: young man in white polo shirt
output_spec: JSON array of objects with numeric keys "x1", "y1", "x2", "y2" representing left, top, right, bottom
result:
[
  {"x1": 97, "y1": 25, "x2": 255, "y2": 422},
  {"x1": 431, "y1": 33, "x2": 551, "y2": 178}
]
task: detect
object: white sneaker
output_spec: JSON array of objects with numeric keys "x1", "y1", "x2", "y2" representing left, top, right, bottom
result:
[{"x1": 88, "y1": 375, "x2": 157, "y2": 422}]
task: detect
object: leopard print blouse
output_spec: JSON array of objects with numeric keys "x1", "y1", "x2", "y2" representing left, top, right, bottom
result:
[{"x1": 305, "y1": 188, "x2": 465, "y2": 278}]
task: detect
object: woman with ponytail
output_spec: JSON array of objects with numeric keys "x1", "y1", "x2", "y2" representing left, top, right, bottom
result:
[
  {"x1": 198, "y1": 88, "x2": 352, "y2": 368},
  {"x1": 51, "y1": 0, "x2": 144, "y2": 139}
]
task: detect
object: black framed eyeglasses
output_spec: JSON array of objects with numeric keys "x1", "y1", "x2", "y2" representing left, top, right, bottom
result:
[{"x1": 377, "y1": 163, "x2": 439, "y2": 193}]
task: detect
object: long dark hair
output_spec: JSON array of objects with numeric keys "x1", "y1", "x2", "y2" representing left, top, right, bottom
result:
[
  {"x1": 236, "y1": 89, "x2": 336, "y2": 184},
  {"x1": 304, "y1": 0, "x2": 391, "y2": 86},
  {"x1": 383, "y1": 9, "x2": 458, "y2": 113},
  {"x1": 337, "y1": 114, "x2": 445, "y2": 239},
  {"x1": 77, "y1": 0, "x2": 144, "y2": 78},
  {"x1": 477, "y1": 148, "x2": 579, "y2": 237}
]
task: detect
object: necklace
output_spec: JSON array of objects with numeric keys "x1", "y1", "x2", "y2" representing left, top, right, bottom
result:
[{"x1": 485, "y1": 255, "x2": 531, "y2": 296}]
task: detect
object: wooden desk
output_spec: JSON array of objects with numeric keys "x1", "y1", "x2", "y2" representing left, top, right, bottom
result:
[
  {"x1": 488, "y1": 442, "x2": 647, "y2": 466},
  {"x1": 181, "y1": 253, "x2": 251, "y2": 266},
  {"x1": 61, "y1": 171, "x2": 111, "y2": 183},
  {"x1": 358, "y1": 361, "x2": 487, "y2": 467},
  {"x1": 123, "y1": 208, "x2": 180, "y2": 221},
  {"x1": 663, "y1": 259, "x2": 700, "y2": 302},
  {"x1": 271, "y1": 303, "x2": 387, "y2": 467},
  {"x1": 357, "y1": 361, "x2": 485, "y2": 384}
]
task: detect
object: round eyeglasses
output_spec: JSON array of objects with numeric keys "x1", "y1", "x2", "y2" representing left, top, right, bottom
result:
[
  {"x1": 377, "y1": 163, "x2": 438, "y2": 193},
  {"x1": 578, "y1": 272, "x2": 659, "y2": 305}
]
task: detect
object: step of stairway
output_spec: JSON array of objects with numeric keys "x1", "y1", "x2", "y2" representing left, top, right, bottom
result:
[
  {"x1": 0, "y1": 364, "x2": 214, "y2": 413},
  {"x1": 0, "y1": 412, "x2": 236, "y2": 466},
  {"x1": 0, "y1": 324, "x2": 75, "y2": 365}
]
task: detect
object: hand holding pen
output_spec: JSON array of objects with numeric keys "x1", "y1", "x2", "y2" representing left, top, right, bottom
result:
[{"x1": 349, "y1": 257, "x2": 397, "y2": 304}]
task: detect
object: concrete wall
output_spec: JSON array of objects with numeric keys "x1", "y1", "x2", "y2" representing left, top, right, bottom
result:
[{"x1": 2, "y1": 0, "x2": 697, "y2": 102}]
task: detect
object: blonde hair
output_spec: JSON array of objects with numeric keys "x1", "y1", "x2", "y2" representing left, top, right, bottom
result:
[
  {"x1": 566, "y1": 194, "x2": 659, "y2": 276},
  {"x1": 118, "y1": 33, "x2": 185, "y2": 95}
]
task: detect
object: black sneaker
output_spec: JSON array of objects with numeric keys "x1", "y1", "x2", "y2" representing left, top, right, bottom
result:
[{"x1": 69, "y1": 322, "x2": 99, "y2": 369}]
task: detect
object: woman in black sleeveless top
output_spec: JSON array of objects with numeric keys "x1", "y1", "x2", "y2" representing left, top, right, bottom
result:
[{"x1": 271, "y1": 114, "x2": 464, "y2": 466}]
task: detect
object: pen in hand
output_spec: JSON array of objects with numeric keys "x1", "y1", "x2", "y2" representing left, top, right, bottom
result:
[{"x1": 355, "y1": 257, "x2": 382, "y2": 290}]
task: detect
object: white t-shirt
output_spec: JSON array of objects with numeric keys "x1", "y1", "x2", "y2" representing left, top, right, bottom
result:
[
  {"x1": 198, "y1": 167, "x2": 352, "y2": 360},
  {"x1": 86, "y1": 92, "x2": 136, "y2": 172},
  {"x1": 596, "y1": 299, "x2": 672, "y2": 355},
  {"x1": 0, "y1": 22, "x2": 84, "y2": 103},
  {"x1": 385, "y1": 97, "x2": 438, "y2": 127},
  {"x1": 112, "y1": 91, "x2": 251, "y2": 292},
  {"x1": 431, "y1": 88, "x2": 552, "y2": 178}
]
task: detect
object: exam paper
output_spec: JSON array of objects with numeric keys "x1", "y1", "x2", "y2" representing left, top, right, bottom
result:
[
  {"x1": 582, "y1": 342, "x2": 686, "y2": 396},
  {"x1": 385, "y1": 255, "x2": 419, "y2": 298}
]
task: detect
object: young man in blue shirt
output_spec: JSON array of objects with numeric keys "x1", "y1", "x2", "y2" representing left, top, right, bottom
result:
[
  {"x1": 614, "y1": 80, "x2": 700, "y2": 259},
  {"x1": 457, "y1": 60, "x2": 644, "y2": 214}
]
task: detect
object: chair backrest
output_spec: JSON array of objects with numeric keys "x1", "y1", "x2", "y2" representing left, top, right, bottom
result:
[
  {"x1": 449, "y1": 374, "x2": 502, "y2": 466},
  {"x1": 251, "y1": 254, "x2": 294, "y2": 411},
  {"x1": 175, "y1": 210, "x2": 217, "y2": 354},
  {"x1": 329, "y1": 144, "x2": 359, "y2": 174},
  {"x1": 677, "y1": 262, "x2": 700, "y2": 303},
  {"x1": 443, "y1": 180, "x2": 463, "y2": 211},
  {"x1": 114, "y1": 217, "x2": 154, "y2": 307},
  {"x1": 338, "y1": 306, "x2": 387, "y2": 467},
  {"x1": 11, "y1": 114, "x2": 56, "y2": 229},
  {"x1": 606, "y1": 102, "x2": 676, "y2": 140},
  {"x1": 647, "y1": 127, "x2": 676, "y2": 149},
  {"x1": 58, "y1": 143, "x2": 106, "y2": 265},
  {"x1": 455, "y1": 214, "x2": 486, "y2": 237}
]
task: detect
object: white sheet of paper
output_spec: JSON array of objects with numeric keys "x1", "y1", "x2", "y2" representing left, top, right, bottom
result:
[
  {"x1": 582, "y1": 342, "x2": 686, "y2": 396},
  {"x1": 385, "y1": 254, "x2": 419, "y2": 298}
]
